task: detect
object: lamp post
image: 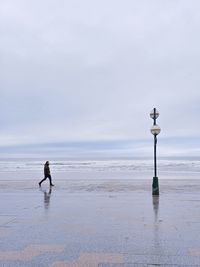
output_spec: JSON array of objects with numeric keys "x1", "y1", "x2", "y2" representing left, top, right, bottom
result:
[{"x1": 150, "y1": 108, "x2": 161, "y2": 195}]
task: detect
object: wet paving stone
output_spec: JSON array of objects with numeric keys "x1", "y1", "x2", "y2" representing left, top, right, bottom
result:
[{"x1": 0, "y1": 179, "x2": 200, "y2": 266}]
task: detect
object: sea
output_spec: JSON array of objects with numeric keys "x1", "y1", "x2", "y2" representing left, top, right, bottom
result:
[{"x1": 0, "y1": 158, "x2": 200, "y2": 180}]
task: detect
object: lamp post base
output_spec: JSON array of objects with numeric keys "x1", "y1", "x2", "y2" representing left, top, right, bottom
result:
[{"x1": 152, "y1": 176, "x2": 159, "y2": 195}]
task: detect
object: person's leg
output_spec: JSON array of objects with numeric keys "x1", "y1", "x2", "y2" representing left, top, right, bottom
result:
[
  {"x1": 39, "y1": 177, "x2": 47, "y2": 186},
  {"x1": 48, "y1": 175, "x2": 54, "y2": 186}
]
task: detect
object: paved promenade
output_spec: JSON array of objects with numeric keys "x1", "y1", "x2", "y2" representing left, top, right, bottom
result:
[{"x1": 0, "y1": 178, "x2": 200, "y2": 266}]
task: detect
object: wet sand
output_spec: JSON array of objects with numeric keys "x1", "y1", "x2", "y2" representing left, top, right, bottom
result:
[{"x1": 0, "y1": 177, "x2": 200, "y2": 266}]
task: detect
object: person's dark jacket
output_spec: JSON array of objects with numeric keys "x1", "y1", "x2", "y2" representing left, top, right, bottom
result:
[{"x1": 44, "y1": 164, "x2": 50, "y2": 176}]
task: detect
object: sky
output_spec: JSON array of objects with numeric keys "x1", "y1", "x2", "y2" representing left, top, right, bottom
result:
[{"x1": 1, "y1": 0, "x2": 200, "y2": 158}]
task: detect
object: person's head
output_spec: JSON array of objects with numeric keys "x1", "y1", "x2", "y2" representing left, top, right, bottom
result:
[{"x1": 45, "y1": 161, "x2": 49, "y2": 165}]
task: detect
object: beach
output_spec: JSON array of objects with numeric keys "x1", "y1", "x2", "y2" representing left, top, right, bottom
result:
[
  {"x1": 0, "y1": 161, "x2": 200, "y2": 266},
  {"x1": 2, "y1": 0, "x2": 200, "y2": 265}
]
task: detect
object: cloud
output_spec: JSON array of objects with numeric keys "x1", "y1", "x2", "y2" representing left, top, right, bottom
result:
[{"x1": 1, "y1": 0, "x2": 200, "y2": 157}]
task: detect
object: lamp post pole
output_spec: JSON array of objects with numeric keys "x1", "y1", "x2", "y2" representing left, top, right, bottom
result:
[
  {"x1": 150, "y1": 108, "x2": 161, "y2": 196},
  {"x1": 153, "y1": 108, "x2": 157, "y2": 178}
]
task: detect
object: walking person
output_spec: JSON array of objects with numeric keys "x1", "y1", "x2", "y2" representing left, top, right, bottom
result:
[{"x1": 39, "y1": 161, "x2": 54, "y2": 187}]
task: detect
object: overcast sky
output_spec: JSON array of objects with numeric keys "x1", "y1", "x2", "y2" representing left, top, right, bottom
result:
[{"x1": 1, "y1": 0, "x2": 200, "y2": 158}]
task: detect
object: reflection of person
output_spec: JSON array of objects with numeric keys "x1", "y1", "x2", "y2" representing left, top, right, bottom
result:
[
  {"x1": 39, "y1": 187, "x2": 52, "y2": 211},
  {"x1": 43, "y1": 188, "x2": 52, "y2": 210},
  {"x1": 39, "y1": 161, "x2": 54, "y2": 187}
]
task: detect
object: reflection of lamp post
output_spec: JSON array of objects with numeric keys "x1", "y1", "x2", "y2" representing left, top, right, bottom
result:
[{"x1": 150, "y1": 108, "x2": 161, "y2": 195}]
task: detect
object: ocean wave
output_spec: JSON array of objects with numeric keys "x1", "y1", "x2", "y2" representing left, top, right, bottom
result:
[{"x1": 0, "y1": 159, "x2": 200, "y2": 173}]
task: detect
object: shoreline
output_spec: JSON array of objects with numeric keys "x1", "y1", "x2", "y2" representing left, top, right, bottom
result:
[{"x1": 0, "y1": 178, "x2": 200, "y2": 193}]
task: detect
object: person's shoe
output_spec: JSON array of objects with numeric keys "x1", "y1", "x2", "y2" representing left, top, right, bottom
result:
[
  {"x1": 50, "y1": 184, "x2": 54, "y2": 187},
  {"x1": 38, "y1": 182, "x2": 41, "y2": 187}
]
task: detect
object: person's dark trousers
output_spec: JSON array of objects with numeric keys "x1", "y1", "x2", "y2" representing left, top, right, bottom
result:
[{"x1": 39, "y1": 175, "x2": 53, "y2": 186}]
